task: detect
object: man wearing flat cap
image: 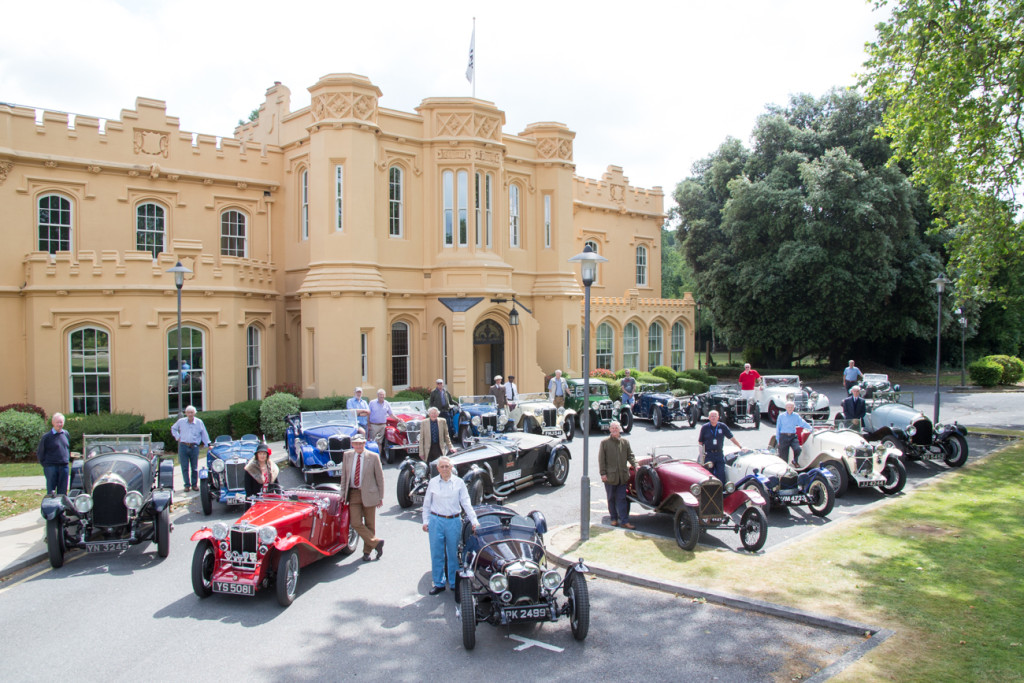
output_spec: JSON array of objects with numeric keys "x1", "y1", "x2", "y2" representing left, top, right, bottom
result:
[
  {"x1": 490, "y1": 375, "x2": 508, "y2": 410},
  {"x1": 341, "y1": 434, "x2": 385, "y2": 562},
  {"x1": 429, "y1": 378, "x2": 458, "y2": 438}
]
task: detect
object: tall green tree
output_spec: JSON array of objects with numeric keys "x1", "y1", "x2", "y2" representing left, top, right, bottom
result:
[
  {"x1": 675, "y1": 89, "x2": 944, "y2": 367},
  {"x1": 660, "y1": 228, "x2": 696, "y2": 299},
  {"x1": 862, "y1": 0, "x2": 1024, "y2": 300}
]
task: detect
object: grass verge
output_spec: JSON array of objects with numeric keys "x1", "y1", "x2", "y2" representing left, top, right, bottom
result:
[
  {"x1": 551, "y1": 443, "x2": 1024, "y2": 681},
  {"x1": 0, "y1": 490, "x2": 45, "y2": 520},
  {"x1": 0, "y1": 462, "x2": 44, "y2": 478}
]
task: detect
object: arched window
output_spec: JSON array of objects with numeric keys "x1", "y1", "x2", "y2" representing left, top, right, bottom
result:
[
  {"x1": 38, "y1": 194, "x2": 72, "y2": 253},
  {"x1": 623, "y1": 322, "x2": 639, "y2": 370},
  {"x1": 300, "y1": 169, "x2": 309, "y2": 240},
  {"x1": 221, "y1": 210, "x2": 247, "y2": 257},
  {"x1": 543, "y1": 194, "x2": 552, "y2": 248},
  {"x1": 671, "y1": 322, "x2": 686, "y2": 371},
  {"x1": 69, "y1": 326, "x2": 111, "y2": 414},
  {"x1": 391, "y1": 321, "x2": 410, "y2": 390},
  {"x1": 585, "y1": 240, "x2": 601, "y2": 284},
  {"x1": 440, "y1": 323, "x2": 449, "y2": 384},
  {"x1": 168, "y1": 325, "x2": 205, "y2": 415},
  {"x1": 458, "y1": 171, "x2": 469, "y2": 246},
  {"x1": 389, "y1": 166, "x2": 404, "y2": 238},
  {"x1": 595, "y1": 322, "x2": 614, "y2": 371},
  {"x1": 246, "y1": 325, "x2": 261, "y2": 400},
  {"x1": 648, "y1": 322, "x2": 663, "y2": 371},
  {"x1": 442, "y1": 170, "x2": 454, "y2": 247},
  {"x1": 136, "y1": 202, "x2": 165, "y2": 258},
  {"x1": 509, "y1": 184, "x2": 521, "y2": 247},
  {"x1": 636, "y1": 245, "x2": 648, "y2": 287}
]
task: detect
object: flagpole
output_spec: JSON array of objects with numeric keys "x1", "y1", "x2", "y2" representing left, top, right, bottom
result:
[{"x1": 467, "y1": 17, "x2": 476, "y2": 98}]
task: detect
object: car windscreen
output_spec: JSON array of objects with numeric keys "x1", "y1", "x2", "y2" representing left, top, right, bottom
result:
[
  {"x1": 515, "y1": 393, "x2": 549, "y2": 403},
  {"x1": 459, "y1": 395, "x2": 496, "y2": 406},
  {"x1": 764, "y1": 376, "x2": 800, "y2": 388},
  {"x1": 300, "y1": 410, "x2": 360, "y2": 429},
  {"x1": 210, "y1": 441, "x2": 258, "y2": 460},
  {"x1": 390, "y1": 401, "x2": 426, "y2": 415}
]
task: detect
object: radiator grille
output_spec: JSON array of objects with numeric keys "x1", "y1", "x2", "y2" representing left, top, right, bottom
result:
[
  {"x1": 542, "y1": 408, "x2": 557, "y2": 427},
  {"x1": 230, "y1": 526, "x2": 258, "y2": 554},
  {"x1": 225, "y1": 462, "x2": 246, "y2": 490},
  {"x1": 92, "y1": 482, "x2": 128, "y2": 527},
  {"x1": 507, "y1": 573, "x2": 540, "y2": 603},
  {"x1": 698, "y1": 479, "x2": 724, "y2": 518},
  {"x1": 328, "y1": 435, "x2": 349, "y2": 464}
]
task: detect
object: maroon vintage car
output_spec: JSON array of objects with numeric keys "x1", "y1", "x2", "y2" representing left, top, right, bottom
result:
[
  {"x1": 190, "y1": 484, "x2": 358, "y2": 606},
  {"x1": 382, "y1": 400, "x2": 428, "y2": 464},
  {"x1": 627, "y1": 446, "x2": 769, "y2": 552}
]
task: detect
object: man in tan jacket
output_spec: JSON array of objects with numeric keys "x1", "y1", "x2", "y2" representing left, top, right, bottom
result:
[
  {"x1": 340, "y1": 434, "x2": 386, "y2": 562},
  {"x1": 598, "y1": 421, "x2": 637, "y2": 529},
  {"x1": 420, "y1": 407, "x2": 456, "y2": 463}
]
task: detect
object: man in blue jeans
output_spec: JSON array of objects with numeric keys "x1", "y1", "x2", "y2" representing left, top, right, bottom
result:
[
  {"x1": 36, "y1": 413, "x2": 70, "y2": 496},
  {"x1": 171, "y1": 405, "x2": 211, "y2": 491},
  {"x1": 421, "y1": 456, "x2": 479, "y2": 595}
]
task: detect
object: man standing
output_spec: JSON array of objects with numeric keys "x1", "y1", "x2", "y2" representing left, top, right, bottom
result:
[
  {"x1": 840, "y1": 385, "x2": 868, "y2": 428},
  {"x1": 37, "y1": 413, "x2": 70, "y2": 497},
  {"x1": 367, "y1": 389, "x2": 394, "y2": 455},
  {"x1": 504, "y1": 375, "x2": 519, "y2": 411},
  {"x1": 346, "y1": 387, "x2": 370, "y2": 433},
  {"x1": 843, "y1": 360, "x2": 864, "y2": 393},
  {"x1": 490, "y1": 375, "x2": 508, "y2": 410},
  {"x1": 429, "y1": 379, "x2": 459, "y2": 438},
  {"x1": 422, "y1": 455, "x2": 479, "y2": 595},
  {"x1": 420, "y1": 407, "x2": 456, "y2": 462},
  {"x1": 776, "y1": 401, "x2": 812, "y2": 466},
  {"x1": 171, "y1": 405, "x2": 211, "y2": 492},
  {"x1": 548, "y1": 369, "x2": 569, "y2": 408},
  {"x1": 738, "y1": 363, "x2": 762, "y2": 401},
  {"x1": 620, "y1": 369, "x2": 637, "y2": 408},
  {"x1": 698, "y1": 410, "x2": 742, "y2": 484},
  {"x1": 598, "y1": 420, "x2": 637, "y2": 528},
  {"x1": 341, "y1": 435, "x2": 385, "y2": 562}
]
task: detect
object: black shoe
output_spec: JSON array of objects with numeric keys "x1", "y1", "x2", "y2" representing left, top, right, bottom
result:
[
  {"x1": 374, "y1": 539, "x2": 384, "y2": 560},
  {"x1": 429, "y1": 585, "x2": 445, "y2": 595},
  {"x1": 362, "y1": 554, "x2": 372, "y2": 562}
]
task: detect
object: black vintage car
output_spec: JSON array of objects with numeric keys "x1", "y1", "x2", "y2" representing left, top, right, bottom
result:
[
  {"x1": 854, "y1": 390, "x2": 969, "y2": 467},
  {"x1": 41, "y1": 434, "x2": 174, "y2": 568},
  {"x1": 396, "y1": 432, "x2": 571, "y2": 509},
  {"x1": 688, "y1": 384, "x2": 760, "y2": 429},
  {"x1": 456, "y1": 504, "x2": 590, "y2": 650}
]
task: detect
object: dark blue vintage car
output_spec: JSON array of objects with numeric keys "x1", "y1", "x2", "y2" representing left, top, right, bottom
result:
[
  {"x1": 451, "y1": 395, "x2": 514, "y2": 447},
  {"x1": 286, "y1": 410, "x2": 379, "y2": 483},
  {"x1": 632, "y1": 384, "x2": 692, "y2": 429},
  {"x1": 456, "y1": 504, "x2": 590, "y2": 650},
  {"x1": 197, "y1": 434, "x2": 260, "y2": 515}
]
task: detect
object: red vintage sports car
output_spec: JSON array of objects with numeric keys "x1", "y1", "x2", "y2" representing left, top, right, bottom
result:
[
  {"x1": 190, "y1": 484, "x2": 358, "y2": 606},
  {"x1": 383, "y1": 400, "x2": 429, "y2": 464}
]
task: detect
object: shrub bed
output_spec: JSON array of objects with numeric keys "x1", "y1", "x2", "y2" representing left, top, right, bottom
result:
[
  {"x1": 0, "y1": 410, "x2": 47, "y2": 460},
  {"x1": 0, "y1": 403, "x2": 47, "y2": 420},
  {"x1": 260, "y1": 393, "x2": 299, "y2": 441},
  {"x1": 64, "y1": 413, "x2": 146, "y2": 452},
  {"x1": 676, "y1": 378, "x2": 708, "y2": 394},
  {"x1": 299, "y1": 396, "x2": 349, "y2": 411},
  {"x1": 980, "y1": 354, "x2": 1024, "y2": 385},
  {"x1": 969, "y1": 359, "x2": 1003, "y2": 387},
  {"x1": 229, "y1": 400, "x2": 262, "y2": 438}
]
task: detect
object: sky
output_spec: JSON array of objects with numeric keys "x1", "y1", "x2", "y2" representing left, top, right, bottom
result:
[{"x1": 0, "y1": 0, "x2": 886, "y2": 206}]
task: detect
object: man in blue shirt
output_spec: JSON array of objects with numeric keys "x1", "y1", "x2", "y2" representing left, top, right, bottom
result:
[
  {"x1": 842, "y1": 360, "x2": 864, "y2": 393},
  {"x1": 697, "y1": 410, "x2": 742, "y2": 484},
  {"x1": 367, "y1": 389, "x2": 394, "y2": 454},
  {"x1": 36, "y1": 413, "x2": 70, "y2": 496},
  {"x1": 171, "y1": 405, "x2": 211, "y2": 492},
  {"x1": 346, "y1": 387, "x2": 370, "y2": 433},
  {"x1": 776, "y1": 401, "x2": 812, "y2": 466}
]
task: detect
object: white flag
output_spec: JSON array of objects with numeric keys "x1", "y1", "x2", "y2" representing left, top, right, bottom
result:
[{"x1": 466, "y1": 26, "x2": 475, "y2": 83}]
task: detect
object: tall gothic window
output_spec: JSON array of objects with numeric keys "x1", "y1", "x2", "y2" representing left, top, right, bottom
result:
[
  {"x1": 168, "y1": 325, "x2": 205, "y2": 415},
  {"x1": 246, "y1": 324, "x2": 261, "y2": 400},
  {"x1": 69, "y1": 327, "x2": 111, "y2": 414},
  {"x1": 509, "y1": 184, "x2": 521, "y2": 247},
  {"x1": 636, "y1": 245, "x2": 648, "y2": 287},
  {"x1": 595, "y1": 322, "x2": 614, "y2": 371},
  {"x1": 671, "y1": 322, "x2": 686, "y2": 371},
  {"x1": 220, "y1": 210, "x2": 247, "y2": 257},
  {"x1": 648, "y1": 322, "x2": 663, "y2": 371},
  {"x1": 623, "y1": 322, "x2": 639, "y2": 370},
  {"x1": 136, "y1": 202, "x2": 165, "y2": 258},
  {"x1": 38, "y1": 194, "x2": 71, "y2": 253},
  {"x1": 389, "y1": 166, "x2": 403, "y2": 237}
]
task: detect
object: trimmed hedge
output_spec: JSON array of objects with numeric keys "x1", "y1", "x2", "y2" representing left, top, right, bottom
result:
[
  {"x1": 403, "y1": 386, "x2": 432, "y2": 401},
  {"x1": 677, "y1": 378, "x2": 709, "y2": 394},
  {"x1": 299, "y1": 396, "x2": 349, "y2": 411},
  {"x1": 705, "y1": 366, "x2": 828, "y2": 380},
  {"x1": 260, "y1": 393, "x2": 299, "y2": 441},
  {"x1": 229, "y1": 400, "x2": 262, "y2": 438},
  {"x1": 0, "y1": 410, "x2": 47, "y2": 459},
  {"x1": 63, "y1": 413, "x2": 146, "y2": 452},
  {"x1": 0, "y1": 403, "x2": 47, "y2": 420},
  {"x1": 393, "y1": 390, "x2": 428, "y2": 402},
  {"x1": 680, "y1": 369, "x2": 716, "y2": 385},
  {"x1": 591, "y1": 377, "x2": 622, "y2": 402},
  {"x1": 651, "y1": 366, "x2": 679, "y2": 385},
  {"x1": 199, "y1": 410, "x2": 231, "y2": 440},
  {"x1": 981, "y1": 354, "x2": 1024, "y2": 385},
  {"x1": 969, "y1": 359, "x2": 1003, "y2": 387},
  {"x1": 142, "y1": 417, "x2": 176, "y2": 449}
]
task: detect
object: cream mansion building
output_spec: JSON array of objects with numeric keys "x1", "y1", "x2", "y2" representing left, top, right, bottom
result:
[{"x1": 0, "y1": 74, "x2": 695, "y2": 419}]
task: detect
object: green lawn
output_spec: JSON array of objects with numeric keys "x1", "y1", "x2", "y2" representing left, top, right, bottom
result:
[
  {"x1": 551, "y1": 442, "x2": 1024, "y2": 681},
  {"x1": 0, "y1": 490, "x2": 45, "y2": 520},
  {"x1": 0, "y1": 462, "x2": 43, "y2": 478}
]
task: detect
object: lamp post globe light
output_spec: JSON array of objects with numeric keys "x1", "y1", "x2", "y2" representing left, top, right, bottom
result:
[
  {"x1": 930, "y1": 274, "x2": 949, "y2": 424},
  {"x1": 166, "y1": 261, "x2": 192, "y2": 418},
  {"x1": 569, "y1": 244, "x2": 608, "y2": 542}
]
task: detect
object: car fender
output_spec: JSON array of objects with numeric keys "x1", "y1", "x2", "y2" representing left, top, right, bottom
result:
[
  {"x1": 159, "y1": 458, "x2": 175, "y2": 489},
  {"x1": 40, "y1": 495, "x2": 69, "y2": 521},
  {"x1": 398, "y1": 458, "x2": 418, "y2": 474},
  {"x1": 658, "y1": 491, "x2": 696, "y2": 512},
  {"x1": 274, "y1": 534, "x2": 330, "y2": 561},
  {"x1": 191, "y1": 527, "x2": 215, "y2": 542},
  {"x1": 299, "y1": 442, "x2": 323, "y2": 467},
  {"x1": 797, "y1": 468, "x2": 831, "y2": 492},
  {"x1": 562, "y1": 561, "x2": 590, "y2": 596},
  {"x1": 937, "y1": 422, "x2": 968, "y2": 439},
  {"x1": 151, "y1": 489, "x2": 173, "y2": 512},
  {"x1": 546, "y1": 445, "x2": 571, "y2": 470},
  {"x1": 464, "y1": 465, "x2": 492, "y2": 490}
]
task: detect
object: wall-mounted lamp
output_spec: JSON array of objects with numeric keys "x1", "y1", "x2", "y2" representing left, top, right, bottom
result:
[{"x1": 491, "y1": 297, "x2": 532, "y2": 326}]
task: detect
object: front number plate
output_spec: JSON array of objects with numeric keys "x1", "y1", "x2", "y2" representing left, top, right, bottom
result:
[
  {"x1": 85, "y1": 541, "x2": 129, "y2": 553},
  {"x1": 859, "y1": 479, "x2": 886, "y2": 488},
  {"x1": 778, "y1": 494, "x2": 807, "y2": 504},
  {"x1": 542, "y1": 427, "x2": 562, "y2": 436},
  {"x1": 213, "y1": 581, "x2": 256, "y2": 596},
  {"x1": 505, "y1": 605, "x2": 550, "y2": 622},
  {"x1": 504, "y1": 468, "x2": 522, "y2": 481}
]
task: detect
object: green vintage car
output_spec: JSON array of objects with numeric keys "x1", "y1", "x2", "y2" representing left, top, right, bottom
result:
[{"x1": 565, "y1": 378, "x2": 633, "y2": 433}]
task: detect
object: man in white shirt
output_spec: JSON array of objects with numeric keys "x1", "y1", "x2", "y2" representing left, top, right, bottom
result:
[
  {"x1": 504, "y1": 374, "x2": 519, "y2": 410},
  {"x1": 421, "y1": 456, "x2": 479, "y2": 595},
  {"x1": 170, "y1": 405, "x2": 211, "y2": 492}
]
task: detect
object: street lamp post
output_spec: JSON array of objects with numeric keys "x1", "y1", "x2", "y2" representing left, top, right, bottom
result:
[
  {"x1": 167, "y1": 261, "x2": 192, "y2": 418},
  {"x1": 695, "y1": 300, "x2": 702, "y2": 370},
  {"x1": 930, "y1": 274, "x2": 949, "y2": 423},
  {"x1": 569, "y1": 244, "x2": 608, "y2": 542},
  {"x1": 956, "y1": 308, "x2": 967, "y2": 387}
]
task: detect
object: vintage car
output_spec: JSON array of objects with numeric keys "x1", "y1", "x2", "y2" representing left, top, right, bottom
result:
[
  {"x1": 508, "y1": 392, "x2": 576, "y2": 441},
  {"x1": 628, "y1": 446, "x2": 768, "y2": 552},
  {"x1": 190, "y1": 483, "x2": 358, "y2": 607},
  {"x1": 198, "y1": 434, "x2": 260, "y2": 515},
  {"x1": 396, "y1": 432, "x2": 571, "y2": 508},
  {"x1": 286, "y1": 409, "x2": 379, "y2": 483},
  {"x1": 41, "y1": 434, "x2": 174, "y2": 569},
  {"x1": 721, "y1": 445, "x2": 835, "y2": 516},
  {"x1": 451, "y1": 395, "x2": 514, "y2": 447},
  {"x1": 688, "y1": 383, "x2": 760, "y2": 429},
  {"x1": 632, "y1": 384, "x2": 694, "y2": 429},
  {"x1": 457, "y1": 504, "x2": 589, "y2": 649},
  {"x1": 853, "y1": 390, "x2": 969, "y2": 468},
  {"x1": 382, "y1": 400, "x2": 428, "y2": 464},
  {"x1": 850, "y1": 373, "x2": 892, "y2": 397},
  {"x1": 564, "y1": 377, "x2": 633, "y2": 434},
  {"x1": 754, "y1": 375, "x2": 830, "y2": 422},
  {"x1": 789, "y1": 424, "x2": 907, "y2": 497}
]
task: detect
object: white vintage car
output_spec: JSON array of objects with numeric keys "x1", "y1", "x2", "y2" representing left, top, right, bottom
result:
[
  {"x1": 721, "y1": 446, "x2": 835, "y2": 517},
  {"x1": 508, "y1": 392, "x2": 576, "y2": 441},
  {"x1": 753, "y1": 375, "x2": 830, "y2": 423},
  {"x1": 784, "y1": 424, "x2": 907, "y2": 497}
]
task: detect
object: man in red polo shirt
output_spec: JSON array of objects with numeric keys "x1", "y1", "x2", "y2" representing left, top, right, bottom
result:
[{"x1": 738, "y1": 363, "x2": 762, "y2": 401}]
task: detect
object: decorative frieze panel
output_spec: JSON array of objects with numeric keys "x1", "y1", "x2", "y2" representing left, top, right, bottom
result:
[
  {"x1": 133, "y1": 128, "x2": 170, "y2": 157},
  {"x1": 434, "y1": 112, "x2": 502, "y2": 141},
  {"x1": 311, "y1": 92, "x2": 377, "y2": 122},
  {"x1": 536, "y1": 137, "x2": 573, "y2": 161},
  {"x1": 0, "y1": 160, "x2": 11, "y2": 185},
  {"x1": 435, "y1": 148, "x2": 502, "y2": 165}
]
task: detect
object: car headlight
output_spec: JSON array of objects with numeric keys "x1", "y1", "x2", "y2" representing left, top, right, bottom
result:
[
  {"x1": 124, "y1": 491, "x2": 144, "y2": 511},
  {"x1": 874, "y1": 444, "x2": 888, "y2": 455},
  {"x1": 212, "y1": 522, "x2": 229, "y2": 540},
  {"x1": 542, "y1": 570, "x2": 562, "y2": 590},
  {"x1": 489, "y1": 573, "x2": 509, "y2": 593},
  {"x1": 211, "y1": 458, "x2": 225, "y2": 473},
  {"x1": 414, "y1": 461, "x2": 427, "y2": 477},
  {"x1": 724, "y1": 482, "x2": 735, "y2": 494},
  {"x1": 471, "y1": 416, "x2": 482, "y2": 427},
  {"x1": 397, "y1": 421, "x2": 408, "y2": 433},
  {"x1": 258, "y1": 525, "x2": 277, "y2": 545},
  {"x1": 316, "y1": 438, "x2": 328, "y2": 451},
  {"x1": 845, "y1": 445, "x2": 855, "y2": 456},
  {"x1": 690, "y1": 483, "x2": 701, "y2": 496},
  {"x1": 907, "y1": 426, "x2": 917, "y2": 436},
  {"x1": 557, "y1": 407, "x2": 565, "y2": 416},
  {"x1": 74, "y1": 493, "x2": 93, "y2": 514}
]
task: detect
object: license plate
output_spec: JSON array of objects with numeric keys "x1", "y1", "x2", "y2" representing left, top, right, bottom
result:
[
  {"x1": 213, "y1": 581, "x2": 255, "y2": 596},
  {"x1": 229, "y1": 494, "x2": 246, "y2": 505},
  {"x1": 778, "y1": 494, "x2": 806, "y2": 503},
  {"x1": 408, "y1": 445, "x2": 419, "y2": 453},
  {"x1": 860, "y1": 479, "x2": 885, "y2": 487},
  {"x1": 505, "y1": 605, "x2": 550, "y2": 622},
  {"x1": 85, "y1": 541, "x2": 129, "y2": 553},
  {"x1": 543, "y1": 427, "x2": 562, "y2": 436},
  {"x1": 504, "y1": 468, "x2": 522, "y2": 481},
  {"x1": 702, "y1": 516, "x2": 728, "y2": 524}
]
